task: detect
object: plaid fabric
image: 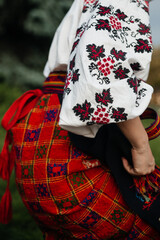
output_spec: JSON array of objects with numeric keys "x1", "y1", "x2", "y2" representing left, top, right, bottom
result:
[{"x1": 11, "y1": 73, "x2": 159, "y2": 239}]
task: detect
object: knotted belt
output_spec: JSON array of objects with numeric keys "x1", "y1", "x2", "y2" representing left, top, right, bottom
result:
[{"x1": 0, "y1": 72, "x2": 66, "y2": 224}]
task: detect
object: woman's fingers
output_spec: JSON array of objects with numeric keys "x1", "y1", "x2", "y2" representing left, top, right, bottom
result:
[
  {"x1": 122, "y1": 156, "x2": 155, "y2": 176},
  {"x1": 121, "y1": 157, "x2": 137, "y2": 175}
]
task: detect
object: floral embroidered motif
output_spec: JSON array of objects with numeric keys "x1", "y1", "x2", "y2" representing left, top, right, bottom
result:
[
  {"x1": 91, "y1": 107, "x2": 109, "y2": 124},
  {"x1": 113, "y1": 66, "x2": 130, "y2": 80},
  {"x1": 98, "y1": 5, "x2": 111, "y2": 16},
  {"x1": 73, "y1": 100, "x2": 94, "y2": 122},
  {"x1": 95, "y1": 19, "x2": 111, "y2": 31},
  {"x1": 97, "y1": 58, "x2": 113, "y2": 77},
  {"x1": 72, "y1": 69, "x2": 80, "y2": 83},
  {"x1": 127, "y1": 77, "x2": 138, "y2": 93},
  {"x1": 87, "y1": 45, "x2": 128, "y2": 85},
  {"x1": 111, "y1": 108, "x2": 128, "y2": 122},
  {"x1": 109, "y1": 16, "x2": 122, "y2": 30},
  {"x1": 115, "y1": 9, "x2": 127, "y2": 21},
  {"x1": 87, "y1": 44, "x2": 105, "y2": 61},
  {"x1": 64, "y1": 55, "x2": 80, "y2": 94},
  {"x1": 130, "y1": 62, "x2": 142, "y2": 71},
  {"x1": 110, "y1": 48, "x2": 127, "y2": 61},
  {"x1": 60, "y1": 0, "x2": 152, "y2": 133},
  {"x1": 95, "y1": 89, "x2": 113, "y2": 106},
  {"x1": 84, "y1": 1, "x2": 152, "y2": 49},
  {"x1": 73, "y1": 89, "x2": 128, "y2": 125},
  {"x1": 138, "y1": 22, "x2": 150, "y2": 35},
  {"x1": 88, "y1": 47, "x2": 115, "y2": 84},
  {"x1": 134, "y1": 39, "x2": 152, "y2": 53}
]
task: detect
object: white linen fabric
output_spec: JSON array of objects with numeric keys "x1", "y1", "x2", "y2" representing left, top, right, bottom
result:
[{"x1": 44, "y1": 0, "x2": 153, "y2": 138}]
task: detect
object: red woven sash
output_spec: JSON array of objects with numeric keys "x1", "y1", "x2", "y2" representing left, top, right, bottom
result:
[
  {"x1": 141, "y1": 108, "x2": 160, "y2": 140},
  {"x1": 0, "y1": 71, "x2": 159, "y2": 224}
]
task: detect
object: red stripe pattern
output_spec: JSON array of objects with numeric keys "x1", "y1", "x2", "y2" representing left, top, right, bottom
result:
[
  {"x1": 141, "y1": 108, "x2": 160, "y2": 140},
  {"x1": 42, "y1": 72, "x2": 66, "y2": 94}
]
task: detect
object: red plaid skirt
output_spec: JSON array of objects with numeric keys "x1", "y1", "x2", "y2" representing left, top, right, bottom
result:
[{"x1": 11, "y1": 73, "x2": 159, "y2": 239}]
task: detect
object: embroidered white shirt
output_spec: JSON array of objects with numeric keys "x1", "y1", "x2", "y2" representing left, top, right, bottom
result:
[{"x1": 44, "y1": 0, "x2": 153, "y2": 138}]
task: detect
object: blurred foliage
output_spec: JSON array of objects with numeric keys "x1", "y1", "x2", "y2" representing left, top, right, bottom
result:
[
  {"x1": 148, "y1": 48, "x2": 160, "y2": 91},
  {"x1": 0, "y1": 0, "x2": 72, "y2": 37},
  {"x1": 0, "y1": 0, "x2": 72, "y2": 89}
]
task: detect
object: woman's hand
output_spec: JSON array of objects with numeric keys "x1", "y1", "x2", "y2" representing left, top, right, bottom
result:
[
  {"x1": 117, "y1": 116, "x2": 155, "y2": 176},
  {"x1": 122, "y1": 141, "x2": 155, "y2": 176}
]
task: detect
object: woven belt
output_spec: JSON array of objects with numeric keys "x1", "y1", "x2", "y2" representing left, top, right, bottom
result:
[
  {"x1": 42, "y1": 72, "x2": 66, "y2": 94},
  {"x1": 141, "y1": 108, "x2": 160, "y2": 140}
]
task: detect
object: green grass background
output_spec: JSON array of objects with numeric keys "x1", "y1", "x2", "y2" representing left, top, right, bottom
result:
[{"x1": 0, "y1": 49, "x2": 160, "y2": 239}]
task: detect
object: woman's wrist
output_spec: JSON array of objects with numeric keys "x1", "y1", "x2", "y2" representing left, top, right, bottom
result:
[
  {"x1": 131, "y1": 132, "x2": 149, "y2": 152},
  {"x1": 117, "y1": 117, "x2": 149, "y2": 151}
]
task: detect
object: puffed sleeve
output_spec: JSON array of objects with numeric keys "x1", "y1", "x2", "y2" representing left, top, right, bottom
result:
[
  {"x1": 43, "y1": 0, "x2": 84, "y2": 77},
  {"x1": 59, "y1": 0, "x2": 154, "y2": 137}
]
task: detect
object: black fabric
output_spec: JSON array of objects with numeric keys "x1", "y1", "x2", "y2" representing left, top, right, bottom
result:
[
  {"x1": 58, "y1": 94, "x2": 63, "y2": 105},
  {"x1": 69, "y1": 124, "x2": 160, "y2": 232}
]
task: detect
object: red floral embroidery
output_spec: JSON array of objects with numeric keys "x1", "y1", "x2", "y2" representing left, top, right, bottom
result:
[
  {"x1": 98, "y1": 6, "x2": 111, "y2": 15},
  {"x1": 138, "y1": 23, "x2": 150, "y2": 35},
  {"x1": 111, "y1": 108, "x2": 128, "y2": 122},
  {"x1": 96, "y1": 19, "x2": 111, "y2": 32},
  {"x1": 135, "y1": 39, "x2": 152, "y2": 53},
  {"x1": 110, "y1": 48, "x2": 127, "y2": 61},
  {"x1": 72, "y1": 69, "x2": 80, "y2": 83},
  {"x1": 130, "y1": 62, "x2": 141, "y2": 71},
  {"x1": 95, "y1": 89, "x2": 113, "y2": 106},
  {"x1": 92, "y1": 107, "x2": 110, "y2": 124},
  {"x1": 114, "y1": 66, "x2": 130, "y2": 79},
  {"x1": 115, "y1": 9, "x2": 127, "y2": 21},
  {"x1": 109, "y1": 16, "x2": 122, "y2": 30},
  {"x1": 66, "y1": 0, "x2": 152, "y2": 125},
  {"x1": 86, "y1": 44, "x2": 105, "y2": 61},
  {"x1": 73, "y1": 100, "x2": 94, "y2": 122},
  {"x1": 97, "y1": 58, "x2": 114, "y2": 77},
  {"x1": 127, "y1": 78, "x2": 138, "y2": 93}
]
